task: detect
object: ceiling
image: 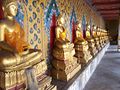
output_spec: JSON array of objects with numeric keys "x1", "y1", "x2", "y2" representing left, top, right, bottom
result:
[{"x1": 86, "y1": 0, "x2": 120, "y2": 20}]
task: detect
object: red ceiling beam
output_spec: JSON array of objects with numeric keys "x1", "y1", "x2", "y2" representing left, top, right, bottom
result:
[
  {"x1": 104, "y1": 18, "x2": 118, "y2": 20},
  {"x1": 101, "y1": 13, "x2": 119, "y2": 15},
  {"x1": 102, "y1": 16, "x2": 119, "y2": 18},
  {"x1": 99, "y1": 10, "x2": 120, "y2": 14},
  {"x1": 92, "y1": 1, "x2": 120, "y2": 5},
  {"x1": 102, "y1": 15, "x2": 119, "y2": 18},
  {"x1": 95, "y1": 4, "x2": 120, "y2": 9},
  {"x1": 102, "y1": 14, "x2": 119, "y2": 17},
  {"x1": 103, "y1": 17, "x2": 118, "y2": 19},
  {"x1": 95, "y1": 4, "x2": 120, "y2": 8},
  {"x1": 97, "y1": 8, "x2": 120, "y2": 11},
  {"x1": 92, "y1": 0, "x2": 119, "y2": 2}
]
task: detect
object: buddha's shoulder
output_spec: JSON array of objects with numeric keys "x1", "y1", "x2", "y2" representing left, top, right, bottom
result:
[
  {"x1": 0, "y1": 19, "x2": 11, "y2": 27},
  {"x1": 0, "y1": 19, "x2": 6, "y2": 25}
]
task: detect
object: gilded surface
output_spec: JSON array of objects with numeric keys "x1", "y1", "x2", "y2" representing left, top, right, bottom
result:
[
  {"x1": 74, "y1": 22, "x2": 92, "y2": 66},
  {"x1": 0, "y1": 0, "x2": 51, "y2": 90},
  {"x1": 85, "y1": 24, "x2": 98, "y2": 56},
  {"x1": 52, "y1": 15, "x2": 81, "y2": 81}
]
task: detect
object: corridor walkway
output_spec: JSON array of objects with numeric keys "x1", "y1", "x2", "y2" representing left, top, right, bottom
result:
[{"x1": 83, "y1": 46, "x2": 120, "y2": 90}]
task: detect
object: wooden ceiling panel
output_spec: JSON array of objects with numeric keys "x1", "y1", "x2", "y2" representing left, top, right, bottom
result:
[
  {"x1": 92, "y1": 1, "x2": 120, "y2": 5},
  {"x1": 99, "y1": 10, "x2": 120, "y2": 14},
  {"x1": 92, "y1": 0, "x2": 119, "y2": 3},
  {"x1": 91, "y1": 0, "x2": 120, "y2": 20},
  {"x1": 97, "y1": 8, "x2": 120, "y2": 11},
  {"x1": 95, "y1": 4, "x2": 120, "y2": 9}
]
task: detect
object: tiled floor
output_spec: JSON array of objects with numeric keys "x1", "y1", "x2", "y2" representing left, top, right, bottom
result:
[{"x1": 83, "y1": 45, "x2": 120, "y2": 90}]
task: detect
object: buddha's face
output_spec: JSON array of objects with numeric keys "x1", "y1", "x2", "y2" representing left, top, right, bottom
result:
[
  {"x1": 59, "y1": 17, "x2": 65, "y2": 25},
  {"x1": 76, "y1": 23, "x2": 81, "y2": 30},
  {"x1": 94, "y1": 26, "x2": 97, "y2": 30},
  {"x1": 3, "y1": 2, "x2": 18, "y2": 17},
  {"x1": 86, "y1": 24, "x2": 89, "y2": 30},
  {"x1": 93, "y1": 31, "x2": 96, "y2": 36},
  {"x1": 88, "y1": 25, "x2": 90, "y2": 30}
]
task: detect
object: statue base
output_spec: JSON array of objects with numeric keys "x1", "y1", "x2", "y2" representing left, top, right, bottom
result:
[
  {"x1": 87, "y1": 39, "x2": 98, "y2": 56},
  {"x1": 74, "y1": 40, "x2": 92, "y2": 66},
  {"x1": 38, "y1": 75, "x2": 56, "y2": 90},
  {"x1": 94, "y1": 37, "x2": 101, "y2": 51},
  {"x1": 52, "y1": 40, "x2": 81, "y2": 81},
  {"x1": 52, "y1": 64, "x2": 81, "y2": 81},
  {"x1": 0, "y1": 49, "x2": 53, "y2": 90}
]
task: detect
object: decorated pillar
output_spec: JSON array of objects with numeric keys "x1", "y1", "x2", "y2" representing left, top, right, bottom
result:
[
  {"x1": 90, "y1": 18, "x2": 93, "y2": 36},
  {"x1": 70, "y1": 8, "x2": 77, "y2": 43},
  {"x1": 118, "y1": 17, "x2": 120, "y2": 51},
  {"x1": 82, "y1": 15, "x2": 86, "y2": 38}
]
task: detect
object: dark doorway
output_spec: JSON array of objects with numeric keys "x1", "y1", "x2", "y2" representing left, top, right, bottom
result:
[{"x1": 105, "y1": 20, "x2": 119, "y2": 45}]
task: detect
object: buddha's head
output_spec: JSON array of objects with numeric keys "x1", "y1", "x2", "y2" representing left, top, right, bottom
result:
[
  {"x1": 93, "y1": 25, "x2": 97, "y2": 36},
  {"x1": 57, "y1": 14, "x2": 65, "y2": 26},
  {"x1": 76, "y1": 21, "x2": 82, "y2": 30},
  {"x1": 86, "y1": 23, "x2": 89, "y2": 31},
  {"x1": 87, "y1": 24, "x2": 90, "y2": 30},
  {"x1": 2, "y1": 0, "x2": 18, "y2": 17}
]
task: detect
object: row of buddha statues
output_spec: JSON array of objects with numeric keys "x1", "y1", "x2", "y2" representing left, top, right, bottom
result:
[
  {"x1": 0, "y1": 0, "x2": 109, "y2": 90},
  {"x1": 52, "y1": 15, "x2": 109, "y2": 82}
]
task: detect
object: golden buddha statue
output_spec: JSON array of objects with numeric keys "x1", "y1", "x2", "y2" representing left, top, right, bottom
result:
[
  {"x1": 104, "y1": 30, "x2": 109, "y2": 44},
  {"x1": 52, "y1": 15, "x2": 81, "y2": 81},
  {"x1": 86, "y1": 24, "x2": 92, "y2": 40},
  {"x1": 93, "y1": 26, "x2": 101, "y2": 51},
  {"x1": 54, "y1": 15, "x2": 74, "y2": 49},
  {"x1": 0, "y1": 0, "x2": 29, "y2": 53},
  {"x1": 99, "y1": 29, "x2": 105, "y2": 48},
  {"x1": 0, "y1": 0, "x2": 53, "y2": 90},
  {"x1": 85, "y1": 23, "x2": 98, "y2": 56},
  {"x1": 96, "y1": 28, "x2": 103, "y2": 49},
  {"x1": 93, "y1": 26, "x2": 97, "y2": 37},
  {"x1": 74, "y1": 22, "x2": 87, "y2": 44},
  {"x1": 74, "y1": 22, "x2": 92, "y2": 66},
  {"x1": 101, "y1": 30, "x2": 108, "y2": 46},
  {"x1": 0, "y1": 0, "x2": 43, "y2": 69},
  {"x1": 55, "y1": 15, "x2": 66, "y2": 41}
]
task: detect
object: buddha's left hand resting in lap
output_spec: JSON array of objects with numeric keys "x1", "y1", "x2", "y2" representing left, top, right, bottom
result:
[{"x1": 0, "y1": 0, "x2": 41, "y2": 70}]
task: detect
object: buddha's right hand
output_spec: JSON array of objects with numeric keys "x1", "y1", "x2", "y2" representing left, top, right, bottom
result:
[{"x1": 22, "y1": 43, "x2": 29, "y2": 51}]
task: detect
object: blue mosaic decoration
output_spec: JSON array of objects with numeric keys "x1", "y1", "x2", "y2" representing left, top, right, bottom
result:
[
  {"x1": 44, "y1": 0, "x2": 60, "y2": 41},
  {"x1": 29, "y1": 16, "x2": 33, "y2": 22},
  {"x1": 34, "y1": 33, "x2": 38, "y2": 41},
  {"x1": 15, "y1": 1, "x2": 24, "y2": 28},
  {"x1": 29, "y1": 5, "x2": 32, "y2": 11},
  {"x1": 34, "y1": 44, "x2": 38, "y2": 49},
  {"x1": 33, "y1": 12, "x2": 37, "y2": 20},
  {"x1": 82, "y1": 15, "x2": 86, "y2": 38},
  {"x1": 25, "y1": 0, "x2": 28, "y2": 6},
  {"x1": 38, "y1": 38, "x2": 41, "y2": 44},
  {"x1": 37, "y1": 18, "x2": 40, "y2": 23},
  {"x1": 40, "y1": 2, "x2": 44, "y2": 9},
  {"x1": 70, "y1": 8, "x2": 77, "y2": 41},
  {"x1": 30, "y1": 28, "x2": 34, "y2": 34},
  {"x1": 33, "y1": 23, "x2": 37, "y2": 30},
  {"x1": 37, "y1": 28, "x2": 40, "y2": 33},
  {"x1": 30, "y1": 39, "x2": 34, "y2": 45},
  {"x1": 32, "y1": 0, "x2": 37, "y2": 8},
  {"x1": 36, "y1": 7, "x2": 40, "y2": 12}
]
